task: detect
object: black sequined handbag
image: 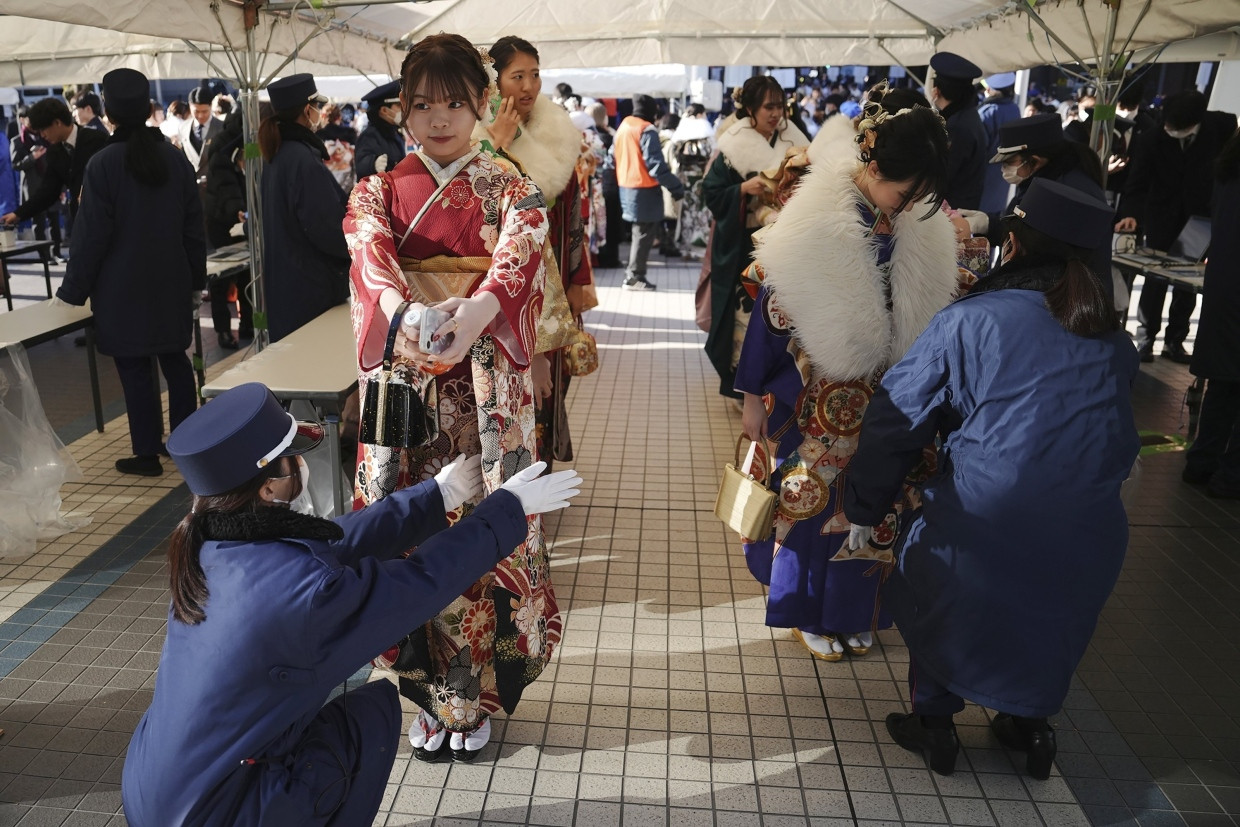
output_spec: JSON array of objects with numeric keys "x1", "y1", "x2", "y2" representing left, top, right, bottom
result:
[{"x1": 358, "y1": 301, "x2": 439, "y2": 448}]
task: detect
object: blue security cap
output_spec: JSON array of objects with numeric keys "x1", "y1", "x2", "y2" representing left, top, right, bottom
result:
[
  {"x1": 839, "y1": 100, "x2": 863, "y2": 119},
  {"x1": 167, "y1": 383, "x2": 324, "y2": 496},
  {"x1": 362, "y1": 80, "x2": 402, "y2": 106},
  {"x1": 930, "y1": 51, "x2": 982, "y2": 81},
  {"x1": 985, "y1": 72, "x2": 1017, "y2": 90},
  {"x1": 991, "y1": 112, "x2": 1064, "y2": 162},
  {"x1": 1008, "y1": 178, "x2": 1114, "y2": 250},
  {"x1": 266, "y1": 73, "x2": 328, "y2": 112}
]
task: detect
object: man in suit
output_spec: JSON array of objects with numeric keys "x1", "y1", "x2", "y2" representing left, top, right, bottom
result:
[
  {"x1": 1115, "y1": 89, "x2": 1237, "y2": 363},
  {"x1": 72, "y1": 91, "x2": 109, "y2": 132},
  {"x1": 9, "y1": 106, "x2": 64, "y2": 262},
  {"x1": 1, "y1": 97, "x2": 108, "y2": 227},
  {"x1": 180, "y1": 85, "x2": 222, "y2": 179}
]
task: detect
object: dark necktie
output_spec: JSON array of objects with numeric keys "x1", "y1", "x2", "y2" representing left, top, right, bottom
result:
[{"x1": 194, "y1": 123, "x2": 204, "y2": 150}]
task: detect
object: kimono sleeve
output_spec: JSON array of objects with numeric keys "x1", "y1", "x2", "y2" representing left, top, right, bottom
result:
[
  {"x1": 844, "y1": 316, "x2": 956, "y2": 526},
  {"x1": 345, "y1": 173, "x2": 407, "y2": 371},
  {"x1": 734, "y1": 286, "x2": 803, "y2": 406},
  {"x1": 473, "y1": 172, "x2": 548, "y2": 369},
  {"x1": 700, "y1": 151, "x2": 743, "y2": 223}
]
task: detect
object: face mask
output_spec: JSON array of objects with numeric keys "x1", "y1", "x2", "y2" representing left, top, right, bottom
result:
[
  {"x1": 272, "y1": 455, "x2": 314, "y2": 515},
  {"x1": 1165, "y1": 125, "x2": 1198, "y2": 140},
  {"x1": 385, "y1": 106, "x2": 402, "y2": 125},
  {"x1": 1001, "y1": 161, "x2": 1027, "y2": 185}
]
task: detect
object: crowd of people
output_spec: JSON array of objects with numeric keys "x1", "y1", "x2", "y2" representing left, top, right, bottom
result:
[{"x1": 0, "y1": 36, "x2": 1236, "y2": 822}]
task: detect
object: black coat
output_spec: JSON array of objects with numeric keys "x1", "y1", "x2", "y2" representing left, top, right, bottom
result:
[
  {"x1": 1190, "y1": 174, "x2": 1240, "y2": 381},
  {"x1": 203, "y1": 133, "x2": 246, "y2": 249},
  {"x1": 10, "y1": 128, "x2": 49, "y2": 200},
  {"x1": 15, "y1": 124, "x2": 108, "y2": 220},
  {"x1": 57, "y1": 132, "x2": 206, "y2": 358},
  {"x1": 1119, "y1": 109, "x2": 1237, "y2": 248},
  {"x1": 941, "y1": 100, "x2": 988, "y2": 210},
  {"x1": 354, "y1": 119, "x2": 405, "y2": 180},
  {"x1": 259, "y1": 122, "x2": 349, "y2": 342}
]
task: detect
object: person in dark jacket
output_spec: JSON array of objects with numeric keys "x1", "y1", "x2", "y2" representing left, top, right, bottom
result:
[
  {"x1": 354, "y1": 80, "x2": 406, "y2": 180},
  {"x1": 960, "y1": 113, "x2": 1114, "y2": 303},
  {"x1": 203, "y1": 111, "x2": 253, "y2": 347},
  {"x1": 54, "y1": 69, "x2": 206, "y2": 477},
  {"x1": 1114, "y1": 90, "x2": 1237, "y2": 362},
  {"x1": 1, "y1": 97, "x2": 108, "y2": 226},
  {"x1": 8, "y1": 108, "x2": 64, "y2": 262},
  {"x1": 844, "y1": 178, "x2": 1139, "y2": 780},
  {"x1": 977, "y1": 73, "x2": 1021, "y2": 214},
  {"x1": 928, "y1": 51, "x2": 987, "y2": 210},
  {"x1": 1183, "y1": 129, "x2": 1240, "y2": 499},
  {"x1": 258, "y1": 73, "x2": 350, "y2": 342},
  {"x1": 71, "y1": 90, "x2": 108, "y2": 132},
  {"x1": 121, "y1": 381, "x2": 583, "y2": 827}
]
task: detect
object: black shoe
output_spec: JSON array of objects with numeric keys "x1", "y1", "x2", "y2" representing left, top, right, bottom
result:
[
  {"x1": 115, "y1": 455, "x2": 163, "y2": 477},
  {"x1": 886, "y1": 712, "x2": 959, "y2": 776},
  {"x1": 660, "y1": 247, "x2": 683, "y2": 258},
  {"x1": 623, "y1": 277, "x2": 657, "y2": 291},
  {"x1": 1161, "y1": 342, "x2": 1192, "y2": 364},
  {"x1": 412, "y1": 740, "x2": 449, "y2": 762},
  {"x1": 1137, "y1": 347, "x2": 1154, "y2": 363},
  {"x1": 451, "y1": 745, "x2": 482, "y2": 763},
  {"x1": 991, "y1": 713, "x2": 1057, "y2": 780},
  {"x1": 73, "y1": 335, "x2": 87, "y2": 347},
  {"x1": 237, "y1": 328, "x2": 254, "y2": 341},
  {"x1": 218, "y1": 332, "x2": 239, "y2": 350},
  {"x1": 1183, "y1": 467, "x2": 1214, "y2": 485}
]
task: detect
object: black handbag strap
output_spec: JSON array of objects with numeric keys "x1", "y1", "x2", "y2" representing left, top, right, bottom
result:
[{"x1": 383, "y1": 300, "x2": 412, "y2": 370}]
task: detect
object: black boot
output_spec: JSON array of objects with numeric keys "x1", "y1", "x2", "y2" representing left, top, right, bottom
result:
[
  {"x1": 115, "y1": 455, "x2": 163, "y2": 477},
  {"x1": 886, "y1": 712, "x2": 959, "y2": 776},
  {"x1": 991, "y1": 713, "x2": 1056, "y2": 780}
]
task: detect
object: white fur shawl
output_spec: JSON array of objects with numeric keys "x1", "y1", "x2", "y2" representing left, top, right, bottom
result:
[
  {"x1": 754, "y1": 155, "x2": 959, "y2": 382},
  {"x1": 807, "y1": 113, "x2": 861, "y2": 167},
  {"x1": 474, "y1": 95, "x2": 582, "y2": 200},
  {"x1": 716, "y1": 119, "x2": 810, "y2": 178}
]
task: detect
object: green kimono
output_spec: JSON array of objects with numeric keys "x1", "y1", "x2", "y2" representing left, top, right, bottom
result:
[{"x1": 701, "y1": 152, "x2": 751, "y2": 399}]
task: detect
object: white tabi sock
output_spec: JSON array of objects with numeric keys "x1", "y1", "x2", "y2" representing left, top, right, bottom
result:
[
  {"x1": 408, "y1": 708, "x2": 446, "y2": 750},
  {"x1": 800, "y1": 630, "x2": 844, "y2": 655}
]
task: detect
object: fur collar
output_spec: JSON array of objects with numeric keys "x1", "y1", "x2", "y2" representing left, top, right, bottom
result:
[
  {"x1": 807, "y1": 113, "x2": 860, "y2": 167},
  {"x1": 476, "y1": 95, "x2": 582, "y2": 200},
  {"x1": 716, "y1": 119, "x2": 810, "y2": 177},
  {"x1": 200, "y1": 507, "x2": 344, "y2": 543},
  {"x1": 754, "y1": 155, "x2": 959, "y2": 381},
  {"x1": 277, "y1": 120, "x2": 329, "y2": 161},
  {"x1": 969, "y1": 256, "x2": 1063, "y2": 296}
]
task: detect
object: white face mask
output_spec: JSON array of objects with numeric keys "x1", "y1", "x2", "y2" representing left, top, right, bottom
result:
[
  {"x1": 272, "y1": 455, "x2": 314, "y2": 515},
  {"x1": 1001, "y1": 160, "x2": 1027, "y2": 185},
  {"x1": 1165, "y1": 124, "x2": 1199, "y2": 141},
  {"x1": 384, "y1": 106, "x2": 403, "y2": 125}
]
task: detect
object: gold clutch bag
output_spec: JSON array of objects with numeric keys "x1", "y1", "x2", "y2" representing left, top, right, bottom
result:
[
  {"x1": 564, "y1": 323, "x2": 599, "y2": 377},
  {"x1": 714, "y1": 436, "x2": 777, "y2": 541}
]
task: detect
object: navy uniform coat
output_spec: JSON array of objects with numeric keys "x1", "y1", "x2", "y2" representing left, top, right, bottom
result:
[
  {"x1": 260, "y1": 122, "x2": 350, "y2": 342},
  {"x1": 844, "y1": 260, "x2": 1140, "y2": 717},
  {"x1": 57, "y1": 133, "x2": 206, "y2": 358},
  {"x1": 122, "y1": 482, "x2": 528, "y2": 826},
  {"x1": 353, "y1": 119, "x2": 406, "y2": 181},
  {"x1": 941, "y1": 101, "x2": 988, "y2": 210},
  {"x1": 1190, "y1": 174, "x2": 1240, "y2": 381}
]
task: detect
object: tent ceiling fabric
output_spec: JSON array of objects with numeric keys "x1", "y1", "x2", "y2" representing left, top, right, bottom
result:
[{"x1": 1, "y1": 1, "x2": 1236, "y2": 86}]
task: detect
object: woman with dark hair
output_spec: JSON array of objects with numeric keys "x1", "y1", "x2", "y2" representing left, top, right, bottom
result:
[
  {"x1": 959, "y1": 112, "x2": 1114, "y2": 302},
  {"x1": 54, "y1": 68, "x2": 205, "y2": 476},
  {"x1": 843, "y1": 178, "x2": 1139, "y2": 778},
  {"x1": 344, "y1": 32, "x2": 559, "y2": 763},
  {"x1": 702, "y1": 74, "x2": 809, "y2": 400},
  {"x1": 203, "y1": 111, "x2": 253, "y2": 348},
  {"x1": 1183, "y1": 128, "x2": 1240, "y2": 498},
  {"x1": 481, "y1": 34, "x2": 596, "y2": 469},
  {"x1": 121, "y1": 382, "x2": 580, "y2": 825},
  {"x1": 258, "y1": 72, "x2": 350, "y2": 342},
  {"x1": 737, "y1": 100, "x2": 958, "y2": 662}
]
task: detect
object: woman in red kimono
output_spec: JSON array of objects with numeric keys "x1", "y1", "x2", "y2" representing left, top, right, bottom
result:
[
  {"x1": 344, "y1": 32, "x2": 559, "y2": 763},
  {"x1": 481, "y1": 35, "x2": 595, "y2": 467}
]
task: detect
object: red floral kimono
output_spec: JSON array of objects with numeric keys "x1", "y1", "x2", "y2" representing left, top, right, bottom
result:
[{"x1": 344, "y1": 148, "x2": 561, "y2": 731}]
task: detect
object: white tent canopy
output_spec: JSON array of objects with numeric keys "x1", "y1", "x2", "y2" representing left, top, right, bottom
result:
[
  {"x1": 539, "y1": 65, "x2": 690, "y2": 99},
  {"x1": 5, "y1": 1, "x2": 1238, "y2": 81}
]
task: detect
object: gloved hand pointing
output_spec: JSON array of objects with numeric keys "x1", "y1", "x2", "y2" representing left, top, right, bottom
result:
[
  {"x1": 434, "y1": 453, "x2": 484, "y2": 512},
  {"x1": 499, "y1": 461, "x2": 582, "y2": 516}
]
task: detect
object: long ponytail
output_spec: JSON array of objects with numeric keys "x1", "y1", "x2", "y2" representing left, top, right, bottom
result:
[{"x1": 1004, "y1": 218, "x2": 1119, "y2": 337}]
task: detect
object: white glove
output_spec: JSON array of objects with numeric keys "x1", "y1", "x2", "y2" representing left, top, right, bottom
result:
[
  {"x1": 846, "y1": 524, "x2": 873, "y2": 551},
  {"x1": 375, "y1": 154, "x2": 389, "y2": 173},
  {"x1": 434, "y1": 453, "x2": 484, "y2": 512},
  {"x1": 47, "y1": 296, "x2": 70, "y2": 308},
  {"x1": 499, "y1": 461, "x2": 583, "y2": 516},
  {"x1": 956, "y1": 209, "x2": 990, "y2": 236}
]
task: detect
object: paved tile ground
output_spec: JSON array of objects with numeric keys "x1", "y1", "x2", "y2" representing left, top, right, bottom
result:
[{"x1": 0, "y1": 254, "x2": 1237, "y2": 826}]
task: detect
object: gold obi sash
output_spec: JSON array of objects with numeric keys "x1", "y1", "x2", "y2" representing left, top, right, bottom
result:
[{"x1": 397, "y1": 254, "x2": 490, "y2": 304}]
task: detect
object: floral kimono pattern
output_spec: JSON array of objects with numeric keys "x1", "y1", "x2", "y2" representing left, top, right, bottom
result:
[{"x1": 344, "y1": 148, "x2": 561, "y2": 731}]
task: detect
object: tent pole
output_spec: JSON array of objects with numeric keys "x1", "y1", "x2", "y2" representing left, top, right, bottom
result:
[
  {"x1": 242, "y1": 19, "x2": 268, "y2": 353},
  {"x1": 1089, "y1": 2, "x2": 1121, "y2": 189},
  {"x1": 877, "y1": 39, "x2": 926, "y2": 90}
]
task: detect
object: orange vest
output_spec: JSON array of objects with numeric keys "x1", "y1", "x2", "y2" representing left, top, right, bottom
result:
[{"x1": 614, "y1": 116, "x2": 658, "y2": 189}]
